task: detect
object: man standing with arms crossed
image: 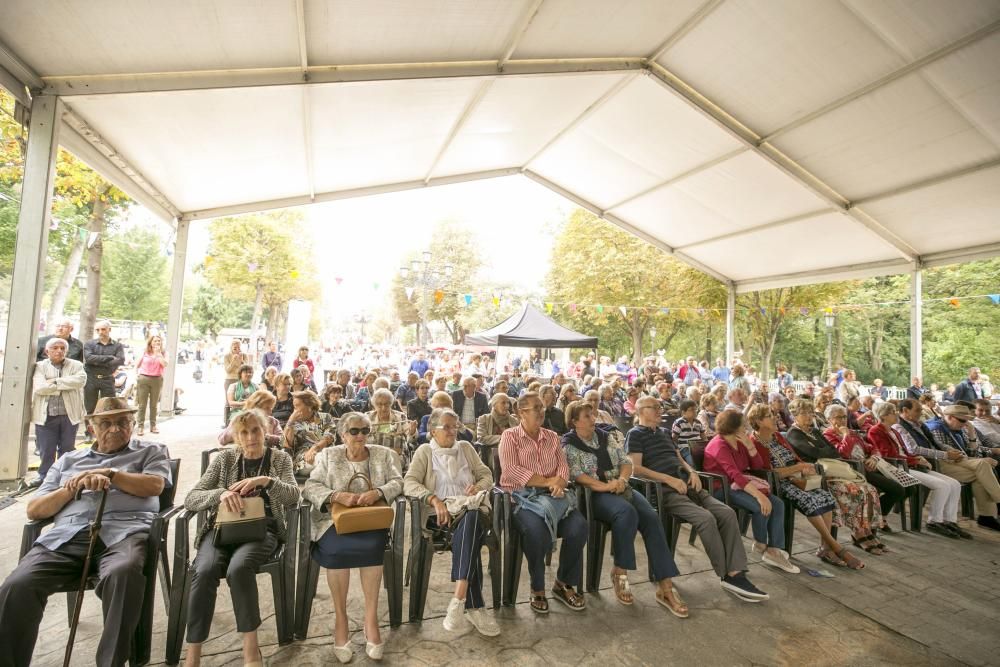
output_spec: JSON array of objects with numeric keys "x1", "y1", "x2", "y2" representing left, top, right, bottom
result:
[{"x1": 83, "y1": 320, "x2": 125, "y2": 440}]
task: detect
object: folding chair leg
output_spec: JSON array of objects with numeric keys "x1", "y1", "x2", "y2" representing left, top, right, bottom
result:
[
  {"x1": 270, "y1": 568, "x2": 291, "y2": 645},
  {"x1": 488, "y1": 545, "x2": 502, "y2": 610},
  {"x1": 165, "y1": 566, "x2": 191, "y2": 665},
  {"x1": 294, "y1": 558, "x2": 320, "y2": 640}
]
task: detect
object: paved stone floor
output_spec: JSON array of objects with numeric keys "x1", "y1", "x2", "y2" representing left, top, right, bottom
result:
[{"x1": 2, "y1": 370, "x2": 997, "y2": 666}]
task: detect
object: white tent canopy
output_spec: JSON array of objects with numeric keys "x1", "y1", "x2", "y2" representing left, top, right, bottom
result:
[
  {"x1": 2, "y1": 0, "x2": 998, "y2": 289},
  {"x1": 2, "y1": 1, "x2": 999, "y2": 481}
]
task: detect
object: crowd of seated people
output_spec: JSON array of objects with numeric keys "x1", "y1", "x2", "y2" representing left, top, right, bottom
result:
[{"x1": 8, "y1": 342, "x2": 1000, "y2": 666}]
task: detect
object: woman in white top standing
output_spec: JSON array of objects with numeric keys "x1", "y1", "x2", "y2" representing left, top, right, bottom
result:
[{"x1": 404, "y1": 408, "x2": 498, "y2": 637}]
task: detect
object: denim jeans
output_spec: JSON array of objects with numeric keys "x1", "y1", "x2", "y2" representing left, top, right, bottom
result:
[
  {"x1": 590, "y1": 490, "x2": 679, "y2": 581},
  {"x1": 716, "y1": 489, "x2": 786, "y2": 549}
]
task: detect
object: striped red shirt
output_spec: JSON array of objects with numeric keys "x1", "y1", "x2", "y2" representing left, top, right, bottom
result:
[{"x1": 498, "y1": 424, "x2": 568, "y2": 491}]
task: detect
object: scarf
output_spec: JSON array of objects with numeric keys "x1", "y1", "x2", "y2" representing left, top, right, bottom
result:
[{"x1": 563, "y1": 430, "x2": 614, "y2": 481}]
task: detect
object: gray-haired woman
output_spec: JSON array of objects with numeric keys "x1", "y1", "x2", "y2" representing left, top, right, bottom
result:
[
  {"x1": 476, "y1": 393, "x2": 519, "y2": 447},
  {"x1": 183, "y1": 409, "x2": 300, "y2": 667},
  {"x1": 303, "y1": 412, "x2": 403, "y2": 662},
  {"x1": 404, "y1": 409, "x2": 498, "y2": 636}
]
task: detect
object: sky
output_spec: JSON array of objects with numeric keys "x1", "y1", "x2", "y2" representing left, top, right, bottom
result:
[{"x1": 179, "y1": 174, "x2": 574, "y2": 321}]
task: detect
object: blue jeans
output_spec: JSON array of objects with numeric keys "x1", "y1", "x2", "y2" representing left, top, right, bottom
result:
[
  {"x1": 716, "y1": 489, "x2": 786, "y2": 549},
  {"x1": 591, "y1": 490, "x2": 679, "y2": 581},
  {"x1": 513, "y1": 508, "x2": 587, "y2": 592}
]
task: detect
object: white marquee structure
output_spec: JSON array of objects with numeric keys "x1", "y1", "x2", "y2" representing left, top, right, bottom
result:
[{"x1": 1, "y1": 0, "x2": 999, "y2": 480}]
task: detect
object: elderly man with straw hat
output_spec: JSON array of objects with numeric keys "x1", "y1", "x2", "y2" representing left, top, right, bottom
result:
[{"x1": 0, "y1": 397, "x2": 171, "y2": 667}]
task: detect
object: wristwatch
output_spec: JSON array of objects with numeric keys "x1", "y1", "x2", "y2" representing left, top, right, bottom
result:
[{"x1": 107, "y1": 468, "x2": 120, "y2": 482}]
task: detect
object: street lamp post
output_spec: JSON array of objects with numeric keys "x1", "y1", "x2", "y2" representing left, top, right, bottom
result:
[
  {"x1": 399, "y1": 253, "x2": 453, "y2": 347},
  {"x1": 824, "y1": 312, "x2": 836, "y2": 379}
]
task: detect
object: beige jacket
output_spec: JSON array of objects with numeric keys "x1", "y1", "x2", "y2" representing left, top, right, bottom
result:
[
  {"x1": 476, "y1": 412, "x2": 519, "y2": 446},
  {"x1": 224, "y1": 352, "x2": 249, "y2": 380},
  {"x1": 32, "y1": 358, "x2": 87, "y2": 425},
  {"x1": 403, "y1": 440, "x2": 493, "y2": 530},
  {"x1": 302, "y1": 444, "x2": 403, "y2": 541}
]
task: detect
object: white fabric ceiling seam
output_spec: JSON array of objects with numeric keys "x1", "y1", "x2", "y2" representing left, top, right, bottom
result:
[
  {"x1": 760, "y1": 18, "x2": 1000, "y2": 143},
  {"x1": 852, "y1": 157, "x2": 1000, "y2": 206},
  {"x1": 423, "y1": 79, "x2": 495, "y2": 183},
  {"x1": 498, "y1": 0, "x2": 546, "y2": 70},
  {"x1": 646, "y1": 0, "x2": 725, "y2": 63}
]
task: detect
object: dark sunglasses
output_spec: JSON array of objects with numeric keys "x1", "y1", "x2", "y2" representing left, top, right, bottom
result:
[{"x1": 347, "y1": 426, "x2": 372, "y2": 436}]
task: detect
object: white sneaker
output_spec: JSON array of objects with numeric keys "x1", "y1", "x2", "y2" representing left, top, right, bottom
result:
[
  {"x1": 761, "y1": 550, "x2": 800, "y2": 574},
  {"x1": 466, "y1": 608, "x2": 501, "y2": 637},
  {"x1": 443, "y1": 597, "x2": 469, "y2": 632}
]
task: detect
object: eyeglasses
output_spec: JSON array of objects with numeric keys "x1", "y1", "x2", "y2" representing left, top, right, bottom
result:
[
  {"x1": 435, "y1": 424, "x2": 459, "y2": 432},
  {"x1": 347, "y1": 426, "x2": 372, "y2": 436},
  {"x1": 94, "y1": 418, "x2": 133, "y2": 431}
]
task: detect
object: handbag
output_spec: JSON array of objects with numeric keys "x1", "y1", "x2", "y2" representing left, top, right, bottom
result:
[
  {"x1": 790, "y1": 473, "x2": 823, "y2": 491},
  {"x1": 214, "y1": 496, "x2": 267, "y2": 546},
  {"x1": 817, "y1": 458, "x2": 866, "y2": 484},
  {"x1": 330, "y1": 471, "x2": 395, "y2": 534},
  {"x1": 874, "y1": 458, "x2": 921, "y2": 487}
]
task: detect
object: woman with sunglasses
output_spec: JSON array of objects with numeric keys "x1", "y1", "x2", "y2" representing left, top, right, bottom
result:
[
  {"x1": 303, "y1": 412, "x2": 403, "y2": 662},
  {"x1": 403, "y1": 408, "x2": 499, "y2": 636}
]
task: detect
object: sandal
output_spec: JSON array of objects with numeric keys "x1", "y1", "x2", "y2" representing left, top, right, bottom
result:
[
  {"x1": 551, "y1": 582, "x2": 586, "y2": 611},
  {"x1": 611, "y1": 572, "x2": 634, "y2": 606},
  {"x1": 529, "y1": 593, "x2": 548, "y2": 614},
  {"x1": 150, "y1": 427, "x2": 160, "y2": 434},
  {"x1": 656, "y1": 587, "x2": 689, "y2": 618},
  {"x1": 817, "y1": 547, "x2": 847, "y2": 567},
  {"x1": 136, "y1": 426, "x2": 144, "y2": 436},
  {"x1": 852, "y1": 536, "x2": 881, "y2": 554},
  {"x1": 835, "y1": 547, "x2": 865, "y2": 570}
]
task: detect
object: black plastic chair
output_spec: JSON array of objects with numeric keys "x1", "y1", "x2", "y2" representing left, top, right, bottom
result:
[
  {"x1": 19, "y1": 458, "x2": 181, "y2": 667},
  {"x1": 164, "y1": 454, "x2": 297, "y2": 665},
  {"x1": 405, "y1": 492, "x2": 502, "y2": 621},
  {"x1": 292, "y1": 496, "x2": 406, "y2": 639}
]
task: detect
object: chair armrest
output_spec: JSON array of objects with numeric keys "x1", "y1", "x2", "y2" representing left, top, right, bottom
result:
[
  {"x1": 200, "y1": 448, "x2": 224, "y2": 476},
  {"x1": 171, "y1": 509, "x2": 194, "y2": 579},
  {"x1": 581, "y1": 485, "x2": 594, "y2": 518},
  {"x1": 19, "y1": 517, "x2": 54, "y2": 561}
]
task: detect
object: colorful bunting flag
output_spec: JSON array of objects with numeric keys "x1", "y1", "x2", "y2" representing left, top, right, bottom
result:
[
  {"x1": 290, "y1": 270, "x2": 299, "y2": 279},
  {"x1": 545, "y1": 302, "x2": 554, "y2": 314},
  {"x1": 799, "y1": 307, "x2": 809, "y2": 315},
  {"x1": 434, "y1": 289, "x2": 444, "y2": 304},
  {"x1": 990, "y1": 295, "x2": 1000, "y2": 305},
  {"x1": 464, "y1": 294, "x2": 472, "y2": 306},
  {"x1": 569, "y1": 303, "x2": 578, "y2": 313},
  {"x1": 618, "y1": 306, "x2": 627, "y2": 317},
  {"x1": 335, "y1": 277, "x2": 343, "y2": 285},
  {"x1": 596, "y1": 305, "x2": 604, "y2": 314},
  {"x1": 404, "y1": 287, "x2": 414, "y2": 300},
  {"x1": 949, "y1": 298, "x2": 960, "y2": 308},
  {"x1": 492, "y1": 295, "x2": 501, "y2": 308}
]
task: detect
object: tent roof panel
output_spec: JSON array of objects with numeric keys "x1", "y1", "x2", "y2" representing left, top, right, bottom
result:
[
  {"x1": 0, "y1": 0, "x2": 300, "y2": 76},
  {"x1": 611, "y1": 185, "x2": 745, "y2": 250},
  {"x1": 304, "y1": 0, "x2": 530, "y2": 65},
  {"x1": 668, "y1": 152, "x2": 830, "y2": 231},
  {"x1": 512, "y1": 0, "x2": 706, "y2": 59},
  {"x1": 658, "y1": 0, "x2": 907, "y2": 134},
  {"x1": 842, "y1": 0, "x2": 1000, "y2": 60},
  {"x1": 772, "y1": 71, "x2": 999, "y2": 201},
  {"x1": 67, "y1": 87, "x2": 309, "y2": 213},
  {"x1": 433, "y1": 73, "x2": 628, "y2": 178},
  {"x1": 683, "y1": 212, "x2": 902, "y2": 282},
  {"x1": 861, "y1": 164, "x2": 1000, "y2": 256},
  {"x1": 307, "y1": 77, "x2": 483, "y2": 193}
]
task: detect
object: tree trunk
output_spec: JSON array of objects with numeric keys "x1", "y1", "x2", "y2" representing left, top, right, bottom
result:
[
  {"x1": 80, "y1": 196, "x2": 108, "y2": 343},
  {"x1": 703, "y1": 323, "x2": 713, "y2": 362},
  {"x1": 630, "y1": 312, "x2": 646, "y2": 366},
  {"x1": 264, "y1": 302, "x2": 279, "y2": 343},
  {"x1": 249, "y1": 282, "x2": 264, "y2": 362},
  {"x1": 46, "y1": 234, "x2": 86, "y2": 327},
  {"x1": 659, "y1": 320, "x2": 683, "y2": 353}
]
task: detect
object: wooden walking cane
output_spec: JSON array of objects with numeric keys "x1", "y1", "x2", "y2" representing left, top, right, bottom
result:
[{"x1": 64, "y1": 486, "x2": 110, "y2": 667}]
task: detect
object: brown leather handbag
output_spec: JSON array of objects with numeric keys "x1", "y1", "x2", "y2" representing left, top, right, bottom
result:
[{"x1": 330, "y1": 472, "x2": 394, "y2": 534}]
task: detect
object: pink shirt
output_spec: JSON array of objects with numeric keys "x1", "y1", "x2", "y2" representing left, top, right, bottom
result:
[
  {"x1": 703, "y1": 434, "x2": 768, "y2": 491},
  {"x1": 137, "y1": 353, "x2": 165, "y2": 377}
]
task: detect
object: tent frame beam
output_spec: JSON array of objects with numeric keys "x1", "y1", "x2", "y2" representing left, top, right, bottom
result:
[
  {"x1": 41, "y1": 58, "x2": 647, "y2": 96},
  {"x1": 423, "y1": 79, "x2": 495, "y2": 183}
]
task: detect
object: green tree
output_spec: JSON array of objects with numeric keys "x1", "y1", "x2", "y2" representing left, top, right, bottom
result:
[
  {"x1": 546, "y1": 209, "x2": 727, "y2": 364},
  {"x1": 204, "y1": 210, "x2": 319, "y2": 347},
  {"x1": 190, "y1": 283, "x2": 254, "y2": 339},
  {"x1": 100, "y1": 226, "x2": 170, "y2": 322}
]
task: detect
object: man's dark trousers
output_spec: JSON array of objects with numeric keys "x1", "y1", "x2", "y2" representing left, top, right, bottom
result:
[{"x1": 0, "y1": 530, "x2": 147, "y2": 667}]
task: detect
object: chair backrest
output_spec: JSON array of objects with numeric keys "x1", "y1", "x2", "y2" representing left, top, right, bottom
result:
[
  {"x1": 160, "y1": 458, "x2": 181, "y2": 510},
  {"x1": 691, "y1": 443, "x2": 708, "y2": 471}
]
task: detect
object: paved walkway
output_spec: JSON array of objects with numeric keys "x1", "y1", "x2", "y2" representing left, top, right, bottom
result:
[{"x1": 1, "y1": 371, "x2": 997, "y2": 666}]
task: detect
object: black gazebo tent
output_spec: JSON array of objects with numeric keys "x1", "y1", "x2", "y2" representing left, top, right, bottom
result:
[{"x1": 464, "y1": 303, "x2": 597, "y2": 348}]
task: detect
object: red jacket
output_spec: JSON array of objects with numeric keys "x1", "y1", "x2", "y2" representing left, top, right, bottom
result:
[
  {"x1": 865, "y1": 423, "x2": 918, "y2": 466},
  {"x1": 823, "y1": 427, "x2": 875, "y2": 460}
]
